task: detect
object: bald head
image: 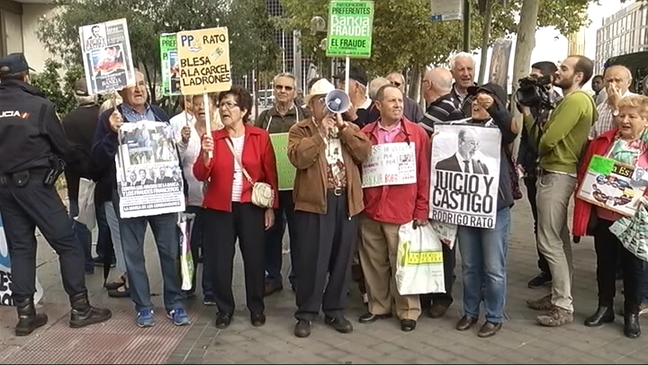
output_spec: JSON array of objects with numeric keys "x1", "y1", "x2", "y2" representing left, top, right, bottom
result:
[
  {"x1": 368, "y1": 77, "x2": 391, "y2": 100},
  {"x1": 422, "y1": 67, "x2": 453, "y2": 103}
]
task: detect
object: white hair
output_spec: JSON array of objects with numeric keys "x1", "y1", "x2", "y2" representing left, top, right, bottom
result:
[
  {"x1": 273, "y1": 72, "x2": 296, "y2": 86},
  {"x1": 368, "y1": 77, "x2": 391, "y2": 99},
  {"x1": 449, "y1": 52, "x2": 476, "y2": 71}
]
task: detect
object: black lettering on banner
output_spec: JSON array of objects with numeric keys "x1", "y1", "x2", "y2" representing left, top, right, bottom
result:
[
  {"x1": 430, "y1": 210, "x2": 494, "y2": 228},
  {"x1": 0, "y1": 271, "x2": 13, "y2": 306},
  {"x1": 432, "y1": 171, "x2": 495, "y2": 214},
  {"x1": 179, "y1": 57, "x2": 231, "y2": 87}
]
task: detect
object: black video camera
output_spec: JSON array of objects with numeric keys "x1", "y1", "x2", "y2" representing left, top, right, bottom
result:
[{"x1": 516, "y1": 75, "x2": 554, "y2": 109}]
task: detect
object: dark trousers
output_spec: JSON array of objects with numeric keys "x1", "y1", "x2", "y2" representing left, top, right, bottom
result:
[
  {"x1": 68, "y1": 199, "x2": 93, "y2": 271},
  {"x1": 0, "y1": 177, "x2": 86, "y2": 301},
  {"x1": 524, "y1": 176, "x2": 550, "y2": 275},
  {"x1": 203, "y1": 203, "x2": 266, "y2": 315},
  {"x1": 594, "y1": 219, "x2": 644, "y2": 313},
  {"x1": 186, "y1": 206, "x2": 213, "y2": 296},
  {"x1": 293, "y1": 191, "x2": 358, "y2": 321},
  {"x1": 264, "y1": 190, "x2": 297, "y2": 286},
  {"x1": 421, "y1": 243, "x2": 456, "y2": 307}
]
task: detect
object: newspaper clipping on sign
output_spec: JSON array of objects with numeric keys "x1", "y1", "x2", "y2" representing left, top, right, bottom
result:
[
  {"x1": 160, "y1": 33, "x2": 181, "y2": 96},
  {"x1": 429, "y1": 123, "x2": 501, "y2": 229},
  {"x1": 362, "y1": 142, "x2": 416, "y2": 188},
  {"x1": 576, "y1": 155, "x2": 647, "y2": 217},
  {"x1": 177, "y1": 27, "x2": 232, "y2": 94},
  {"x1": 79, "y1": 18, "x2": 135, "y2": 95},
  {"x1": 116, "y1": 121, "x2": 186, "y2": 218}
]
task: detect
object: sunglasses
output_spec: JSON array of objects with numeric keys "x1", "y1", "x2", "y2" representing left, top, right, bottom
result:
[
  {"x1": 275, "y1": 85, "x2": 294, "y2": 91},
  {"x1": 391, "y1": 81, "x2": 402, "y2": 87}
]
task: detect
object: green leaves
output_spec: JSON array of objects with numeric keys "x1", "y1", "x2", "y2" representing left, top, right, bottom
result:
[{"x1": 31, "y1": 60, "x2": 84, "y2": 116}]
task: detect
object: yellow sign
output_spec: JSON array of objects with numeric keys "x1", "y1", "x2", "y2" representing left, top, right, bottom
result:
[{"x1": 176, "y1": 27, "x2": 232, "y2": 95}]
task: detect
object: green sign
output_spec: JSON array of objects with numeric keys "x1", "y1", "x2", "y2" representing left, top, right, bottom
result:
[
  {"x1": 326, "y1": 0, "x2": 374, "y2": 58},
  {"x1": 160, "y1": 33, "x2": 181, "y2": 96},
  {"x1": 270, "y1": 133, "x2": 296, "y2": 191},
  {"x1": 588, "y1": 155, "x2": 615, "y2": 175}
]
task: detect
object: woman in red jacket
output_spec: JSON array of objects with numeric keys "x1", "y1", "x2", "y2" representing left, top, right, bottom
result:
[
  {"x1": 573, "y1": 95, "x2": 648, "y2": 339},
  {"x1": 193, "y1": 85, "x2": 279, "y2": 329}
]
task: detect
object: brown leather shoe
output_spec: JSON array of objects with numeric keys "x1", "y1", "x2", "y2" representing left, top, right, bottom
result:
[
  {"x1": 264, "y1": 283, "x2": 283, "y2": 297},
  {"x1": 428, "y1": 303, "x2": 450, "y2": 318},
  {"x1": 477, "y1": 321, "x2": 502, "y2": 337},
  {"x1": 456, "y1": 315, "x2": 478, "y2": 331}
]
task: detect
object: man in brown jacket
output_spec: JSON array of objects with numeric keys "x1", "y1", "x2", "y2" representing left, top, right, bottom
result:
[{"x1": 287, "y1": 78, "x2": 372, "y2": 338}]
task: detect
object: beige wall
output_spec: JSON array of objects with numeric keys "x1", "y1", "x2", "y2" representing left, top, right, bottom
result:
[
  {"x1": 3, "y1": 9, "x2": 22, "y2": 54},
  {"x1": 21, "y1": 3, "x2": 57, "y2": 72}
]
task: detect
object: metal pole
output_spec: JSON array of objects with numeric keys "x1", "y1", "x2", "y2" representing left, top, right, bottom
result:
[{"x1": 462, "y1": 0, "x2": 471, "y2": 52}]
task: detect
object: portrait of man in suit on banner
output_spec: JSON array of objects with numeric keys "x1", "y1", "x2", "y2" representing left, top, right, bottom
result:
[{"x1": 435, "y1": 128, "x2": 489, "y2": 174}]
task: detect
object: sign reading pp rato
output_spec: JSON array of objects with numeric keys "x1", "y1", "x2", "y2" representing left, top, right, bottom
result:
[
  {"x1": 326, "y1": 0, "x2": 374, "y2": 58},
  {"x1": 176, "y1": 27, "x2": 232, "y2": 95}
]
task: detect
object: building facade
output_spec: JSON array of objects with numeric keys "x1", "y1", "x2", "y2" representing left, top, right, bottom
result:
[
  {"x1": 595, "y1": 1, "x2": 648, "y2": 73},
  {"x1": 0, "y1": 0, "x2": 57, "y2": 73},
  {"x1": 567, "y1": 26, "x2": 586, "y2": 56}
]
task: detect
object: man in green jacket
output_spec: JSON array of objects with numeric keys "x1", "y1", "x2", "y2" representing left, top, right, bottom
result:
[{"x1": 521, "y1": 55, "x2": 597, "y2": 327}]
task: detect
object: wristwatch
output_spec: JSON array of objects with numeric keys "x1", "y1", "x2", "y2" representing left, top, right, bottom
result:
[{"x1": 612, "y1": 110, "x2": 620, "y2": 117}]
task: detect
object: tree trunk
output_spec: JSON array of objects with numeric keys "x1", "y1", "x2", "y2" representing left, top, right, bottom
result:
[
  {"x1": 408, "y1": 63, "x2": 421, "y2": 104},
  {"x1": 477, "y1": 0, "x2": 493, "y2": 84},
  {"x1": 510, "y1": 0, "x2": 540, "y2": 159}
]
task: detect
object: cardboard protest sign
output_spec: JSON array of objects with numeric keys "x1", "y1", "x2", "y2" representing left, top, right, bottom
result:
[
  {"x1": 577, "y1": 155, "x2": 647, "y2": 217},
  {"x1": 176, "y1": 27, "x2": 232, "y2": 95},
  {"x1": 269, "y1": 133, "x2": 296, "y2": 191},
  {"x1": 160, "y1": 33, "x2": 181, "y2": 96},
  {"x1": 79, "y1": 18, "x2": 136, "y2": 95},
  {"x1": 362, "y1": 142, "x2": 416, "y2": 188},
  {"x1": 326, "y1": 0, "x2": 374, "y2": 58},
  {"x1": 429, "y1": 123, "x2": 502, "y2": 229}
]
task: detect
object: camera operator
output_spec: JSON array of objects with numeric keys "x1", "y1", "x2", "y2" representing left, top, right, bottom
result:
[
  {"x1": 0, "y1": 53, "x2": 111, "y2": 336},
  {"x1": 515, "y1": 61, "x2": 561, "y2": 290},
  {"x1": 521, "y1": 55, "x2": 597, "y2": 327}
]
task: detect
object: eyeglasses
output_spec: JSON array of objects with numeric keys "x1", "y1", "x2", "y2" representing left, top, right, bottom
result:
[
  {"x1": 391, "y1": 81, "x2": 402, "y2": 87},
  {"x1": 218, "y1": 101, "x2": 239, "y2": 109},
  {"x1": 275, "y1": 85, "x2": 294, "y2": 91}
]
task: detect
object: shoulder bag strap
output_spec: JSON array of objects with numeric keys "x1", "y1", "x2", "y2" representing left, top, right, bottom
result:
[
  {"x1": 265, "y1": 116, "x2": 273, "y2": 131},
  {"x1": 225, "y1": 138, "x2": 254, "y2": 184}
]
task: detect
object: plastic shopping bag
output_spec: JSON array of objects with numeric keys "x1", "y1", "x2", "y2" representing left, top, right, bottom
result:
[
  {"x1": 395, "y1": 222, "x2": 445, "y2": 295},
  {"x1": 177, "y1": 213, "x2": 195, "y2": 291},
  {"x1": 74, "y1": 178, "x2": 97, "y2": 230},
  {"x1": 610, "y1": 198, "x2": 648, "y2": 262}
]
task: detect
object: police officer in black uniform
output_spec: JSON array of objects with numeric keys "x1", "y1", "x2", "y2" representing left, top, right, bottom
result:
[{"x1": 0, "y1": 53, "x2": 112, "y2": 336}]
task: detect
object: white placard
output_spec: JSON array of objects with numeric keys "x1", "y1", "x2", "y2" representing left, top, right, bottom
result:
[{"x1": 362, "y1": 142, "x2": 416, "y2": 188}]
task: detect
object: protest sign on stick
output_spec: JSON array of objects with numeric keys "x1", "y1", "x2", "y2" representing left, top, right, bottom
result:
[
  {"x1": 79, "y1": 18, "x2": 135, "y2": 95},
  {"x1": 429, "y1": 123, "x2": 502, "y2": 229},
  {"x1": 160, "y1": 33, "x2": 181, "y2": 96},
  {"x1": 177, "y1": 27, "x2": 232, "y2": 159}
]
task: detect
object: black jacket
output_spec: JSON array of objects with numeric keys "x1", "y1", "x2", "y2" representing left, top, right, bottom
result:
[
  {"x1": 0, "y1": 79, "x2": 81, "y2": 175},
  {"x1": 62, "y1": 103, "x2": 100, "y2": 201}
]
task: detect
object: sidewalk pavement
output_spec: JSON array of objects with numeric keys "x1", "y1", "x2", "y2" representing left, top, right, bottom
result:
[{"x1": 1, "y1": 194, "x2": 648, "y2": 364}]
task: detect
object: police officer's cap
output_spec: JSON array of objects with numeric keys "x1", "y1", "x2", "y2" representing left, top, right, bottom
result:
[{"x1": 0, "y1": 53, "x2": 35, "y2": 76}]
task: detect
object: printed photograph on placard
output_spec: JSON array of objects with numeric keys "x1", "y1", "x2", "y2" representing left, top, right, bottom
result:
[
  {"x1": 576, "y1": 155, "x2": 647, "y2": 217},
  {"x1": 429, "y1": 123, "x2": 502, "y2": 229},
  {"x1": 79, "y1": 18, "x2": 135, "y2": 95}
]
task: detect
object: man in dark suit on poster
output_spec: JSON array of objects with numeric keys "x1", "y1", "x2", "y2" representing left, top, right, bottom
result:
[{"x1": 435, "y1": 128, "x2": 489, "y2": 174}]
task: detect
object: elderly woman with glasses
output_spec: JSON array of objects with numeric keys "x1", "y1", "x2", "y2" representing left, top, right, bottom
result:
[
  {"x1": 573, "y1": 94, "x2": 648, "y2": 339},
  {"x1": 287, "y1": 78, "x2": 372, "y2": 338},
  {"x1": 194, "y1": 85, "x2": 278, "y2": 330}
]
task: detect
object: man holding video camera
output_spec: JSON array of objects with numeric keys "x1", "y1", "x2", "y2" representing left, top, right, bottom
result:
[{"x1": 516, "y1": 62, "x2": 561, "y2": 290}]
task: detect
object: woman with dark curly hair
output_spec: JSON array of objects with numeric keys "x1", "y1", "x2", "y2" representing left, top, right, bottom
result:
[{"x1": 193, "y1": 85, "x2": 279, "y2": 329}]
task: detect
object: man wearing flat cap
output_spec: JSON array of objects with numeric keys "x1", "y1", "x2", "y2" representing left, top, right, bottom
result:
[
  {"x1": 0, "y1": 53, "x2": 111, "y2": 336},
  {"x1": 334, "y1": 65, "x2": 373, "y2": 127}
]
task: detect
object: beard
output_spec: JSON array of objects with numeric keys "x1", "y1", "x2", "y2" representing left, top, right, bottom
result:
[{"x1": 554, "y1": 75, "x2": 575, "y2": 90}]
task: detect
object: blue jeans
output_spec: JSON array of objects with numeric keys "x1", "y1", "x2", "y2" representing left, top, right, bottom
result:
[
  {"x1": 458, "y1": 207, "x2": 511, "y2": 323},
  {"x1": 186, "y1": 206, "x2": 213, "y2": 297},
  {"x1": 118, "y1": 210, "x2": 185, "y2": 312},
  {"x1": 69, "y1": 199, "x2": 93, "y2": 271}
]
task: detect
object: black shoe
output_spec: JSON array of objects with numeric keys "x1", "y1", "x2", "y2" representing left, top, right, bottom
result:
[
  {"x1": 584, "y1": 306, "x2": 614, "y2": 327},
  {"x1": 478, "y1": 321, "x2": 502, "y2": 338},
  {"x1": 358, "y1": 312, "x2": 392, "y2": 324},
  {"x1": 528, "y1": 272, "x2": 552, "y2": 288},
  {"x1": 15, "y1": 298, "x2": 48, "y2": 336},
  {"x1": 251, "y1": 312, "x2": 266, "y2": 327},
  {"x1": 624, "y1": 313, "x2": 641, "y2": 339},
  {"x1": 215, "y1": 313, "x2": 232, "y2": 329},
  {"x1": 428, "y1": 303, "x2": 450, "y2": 318},
  {"x1": 69, "y1": 292, "x2": 112, "y2": 328},
  {"x1": 324, "y1": 315, "x2": 353, "y2": 333},
  {"x1": 294, "y1": 319, "x2": 312, "y2": 338},
  {"x1": 456, "y1": 315, "x2": 478, "y2": 331},
  {"x1": 400, "y1": 319, "x2": 416, "y2": 332}
]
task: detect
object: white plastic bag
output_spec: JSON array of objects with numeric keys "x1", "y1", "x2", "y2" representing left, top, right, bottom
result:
[
  {"x1": 74, "y1": 178, "x2": 97, "y2": 230},
  {"x1": 395, "y1": 222, "x2": 445, "y2": 295},
  {"x1": 177, "y1": 213, "x2": 195, "y2": 291}
]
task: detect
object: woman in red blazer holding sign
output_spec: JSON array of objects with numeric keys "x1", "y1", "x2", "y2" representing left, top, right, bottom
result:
[
  {"x1": 193, "y1": 85, "x2": 279, "y2": 330},
  {"x1": 573, "y1": 95, "x2": 648, "y2": 339}
]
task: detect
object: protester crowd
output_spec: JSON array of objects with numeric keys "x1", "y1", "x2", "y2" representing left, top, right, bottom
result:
[{"x1": 2, "y1": 50, "x2": 648, "y2": 341}]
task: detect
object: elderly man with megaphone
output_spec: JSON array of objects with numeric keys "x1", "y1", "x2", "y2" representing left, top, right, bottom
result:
[{"x1": 287, "y1": 78, "x2": 372, "y2": 338}]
